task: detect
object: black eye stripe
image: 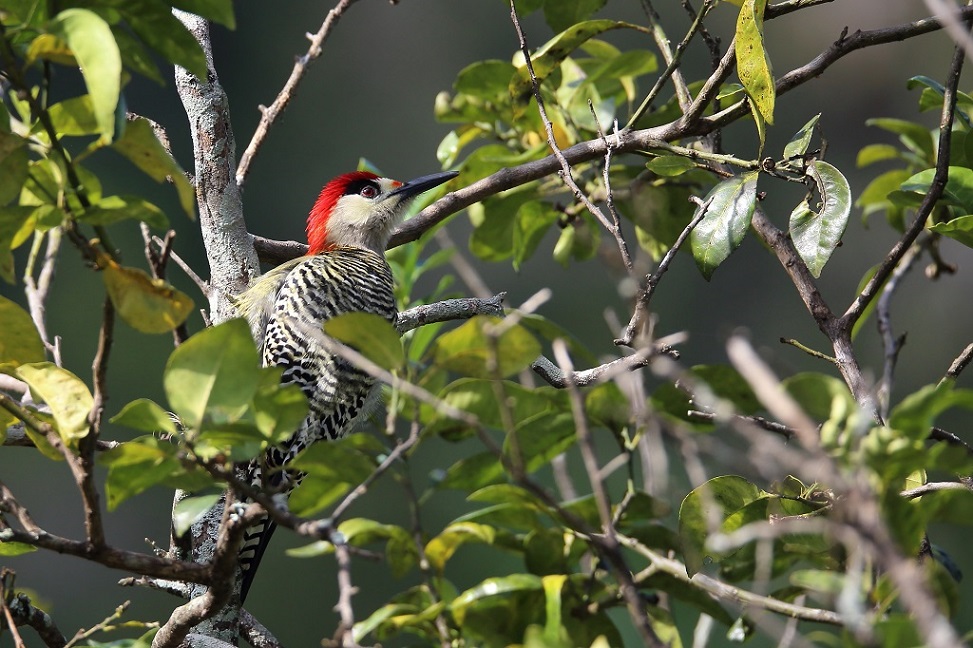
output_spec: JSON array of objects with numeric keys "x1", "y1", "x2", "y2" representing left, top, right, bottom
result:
[{"x1": 344, "y1": 179, "x2": 380, "y2": 197}]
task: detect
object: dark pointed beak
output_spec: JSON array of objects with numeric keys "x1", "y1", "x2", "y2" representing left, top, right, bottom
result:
[{"x1": 387, "y1": 170, "x2": 458, "y2": 201}]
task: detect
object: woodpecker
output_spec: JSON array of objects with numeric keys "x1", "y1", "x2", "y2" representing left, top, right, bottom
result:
[{"x1": 233, "y1": 169, "x2": 457, "y2": 602}]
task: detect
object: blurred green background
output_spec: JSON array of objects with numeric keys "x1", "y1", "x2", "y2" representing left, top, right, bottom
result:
[{"x1": 2, "y1": 1, "x2": 972, "y2": 645}]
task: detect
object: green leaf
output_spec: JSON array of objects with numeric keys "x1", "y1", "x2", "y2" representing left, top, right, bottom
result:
[
  {"x1": 856, "y1": 168, "x2": 912, "y2": 227},
  {"x1": 628, "y1": 183, "x2": 696, "y2": 262},
  {"x1": 102, "y1": 259, "x2": 193, "y2": 334},
  {"x1": 50, "y1": 9, "x2": 121, "y2": 140},
  {"x1": 0, "y1": 131, "x2": 29, "y2": 206},
  {"x1": 112, "y1": 118, "x2": 195, "y2": 217},
  {"x1": 901, "y1": 166, "x2": 973, "y2": 213},
  {"x1": 431, "y1": 379, "x2": 554, "y2": 439},
  {"x1": 46, "y1": 95, "x2": 98, "y2": 136},
  {"x1": 0, "y1": 541, "x2": 37, "y2": 556},
  {"x1": 513, "y1": 201, "x2": 559, "y2": 270},
  {"x1": 438, "y1": 452, "x2": 505, "y2": 490},
  {"x1": 693, "y1": 364, "x2": 762, "y2": 415},
  {"x1": 509, "y1": 20, "x2": 642, "y2": 105},
  {"x1": 426, "y1": 522, "x2": 496, "y2": 573},
  {"x1": 789, "y1": 160, "x2": 851, "y2": 277},
  {"x1": 82, "y1": 195, "x2": 169, "y2": 230},
  {"x1": 16, "y1": 362, "x2": 92, "y2": 444},
  {"x1": 890, "y1": 382, "x2": 973, "y2": 440},
  {"x1": 856, "y1": 143, "x2": 901, "y2": 167},
  {"x1": 782, "y1": 113, "x2": 819, "y2": 160},
  {"x1": 735, "y1": 0, "x2": 774, "y2": 125},
  {"x1": 646, "y1": 155, "x2": 696, "y2": 177},
  {"x1": 783, "y1": 372, "x2": 861, "y2": 448},
  {"x1": 127, "y1": 6, "x2": 207, "y2": 79},
  {"x1": 450, "y1": 574, "x2": 544, "y2": 625},
  {"x1": 172, "y1": 492, "x2": 221, "y2": 537},
  {"x1": 455, "y1": 60, "x2": 516, "y2": 99},
  {"x1": 433, "y1": 316, "x2": 541, "y2": 379},
  {"x1": 323, "y1": 312, "x2": 403, "y2": 371},
  {"x1": 678, "y1": 475, "x2": 767, "y2": 576},
  {"x1": 690, "y1": 172, "x2": 759, "y2": 279},
  {"x1": 866, "y1": 117, "x2": 934, "y2": 161},
  {"x1": 929, "y1": 214, "x2": 973, "y2": 248},
  {"x1": 250, "y1": 370, "x2": 308, "y2": 443},
  {"x1": 163, "y1": 318, "x2": 262, "y2": 428},
  {"x1": 110, "y1": 398, "x2": 178, "y2": 435},
  {"x1": 288, "y1": 438, "x2": 379, "y2": 516},
  {"x1": 101, "y1": 437, "x2": 213, "y2": 509},
  {"x1": 541, "y1": 574, "x2": 567, "y2": 643},
  {"x1": 504, "y1": 411, "x2": 576, "y2": 474},
  {"x1": 0, "y1": 295, "x2": 46, "y2": 369}
]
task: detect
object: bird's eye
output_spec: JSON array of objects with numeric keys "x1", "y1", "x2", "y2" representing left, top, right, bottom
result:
[{"x1": 360, "y1": 185, "x2": 379, "y2": 199}]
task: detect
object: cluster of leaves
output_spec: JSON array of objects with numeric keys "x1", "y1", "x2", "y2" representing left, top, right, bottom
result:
[
  {"x1": 858, "y1": 75, "x2": 973, "y2": 252},
  {"x1": 0, "y1": 0, "x2": 235, "y2": 329}
]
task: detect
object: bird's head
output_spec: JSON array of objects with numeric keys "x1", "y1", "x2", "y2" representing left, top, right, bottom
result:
[{"x1": 306, "y1": 170, "x2": 458, "y2": 255}]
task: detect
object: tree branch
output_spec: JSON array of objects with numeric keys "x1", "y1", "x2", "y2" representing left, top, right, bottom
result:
[
  {"x1": 152, "y1": 499, "x2": 258, "y2": 648},
  {"x1": 395, "y1": 294, "x2": 505, "y2": 334},
  {"x1": 174, "y1": 10, "x2": 258, "y2": 325}
]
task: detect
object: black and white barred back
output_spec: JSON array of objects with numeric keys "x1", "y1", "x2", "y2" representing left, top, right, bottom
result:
[{"x1": 237, "y1": 246, "x2": 396, "y2": 602}]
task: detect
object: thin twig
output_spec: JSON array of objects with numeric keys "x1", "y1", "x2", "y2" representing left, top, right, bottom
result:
[
  {"x1": 901, "y1": 481, "x2": 971, "y2": 499},
  {"x1": 508, "y1": 0, "x2": 634, "y2": 272},
  {"x1": 616, "y1": 202, "x2": 708, "y2": 347},
  {"x1": 0, "y1": 479, "x2": 212, "y2": 584},
  {"x1": 943, "y1": 342, "x2": 973, "y2": 382},
  {"x1": 331, "y1": 542, "x2": 358, "y2": 648},
  {"x1": 876, "y1": 242, "x2": 923, "y2": 419},
  {"x1": 236, "y1": 0, "x2": 362, "y2": 186},
  {"x1": 329, "y1": 421, "x2": 422, "y2": 522},
  {"x1": 618, "y1": 534, "x2": 844, "y2": 625},
  {"x1": 551, "y1": 340, "x2": 663, "y2": 648},
  {"x1": 630, "y1": 0, "x2": 713, "y2": 127}
]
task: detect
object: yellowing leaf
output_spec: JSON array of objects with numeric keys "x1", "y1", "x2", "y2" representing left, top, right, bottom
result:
[
  {"x1": 0, "y1": 294, "x2": 46, "y2": 369},
  {"x1": 25, "y1": 33, "x2": 76, "y2": 66},
  {"x1": 735, "y1": 0, "x2": 775, "y2": 125},
  {"x1": 101, "y1": 260, "x2": 193, "y2": 334},
  {"x1": 16, "y1": 362, "x2": 93, "y2": 445}
]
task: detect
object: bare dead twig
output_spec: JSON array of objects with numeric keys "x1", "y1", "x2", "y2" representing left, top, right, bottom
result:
[
  {"x1": 508, "y1": 0, "x2": 635, "y2": 273},
  {"x1": 616, "y1": 201, "x2": 708, "y2": 347},
  {"x1": 943, "y1": 342, "x2": 973, "y2": 382},
  {"x1": 618, "y1": 533, "x2": 844, "y2": 625},
  {"x1": 631, "y1": 0, "x2": 713, "y2": 127},
  {"x1": 876, "y1": 241, "x2": 924, "y2": 420},
  {"x1": 236, "y1": 0, "x2": 362, "y2": 187},
  {"x1": 531, "y1": 339, "x2": 682, "y2": 389},
  {"x1": 551, "y1": 340, "x2": 663, "y2": 648},
  {"x1": 330, "y1": 543, "x2": 359, "y2": 648},
  {"x1": 23, "y1": 229, "x2": 63, "y2": 366}
]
